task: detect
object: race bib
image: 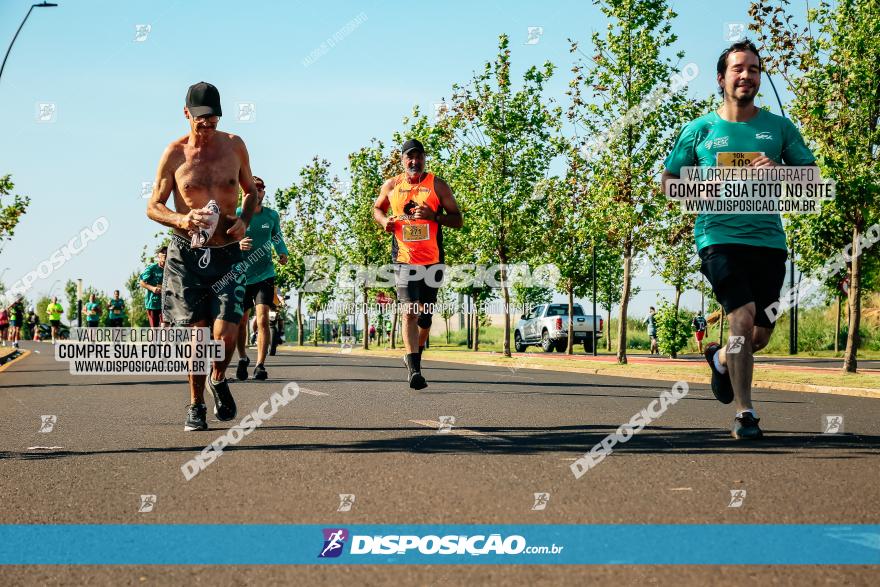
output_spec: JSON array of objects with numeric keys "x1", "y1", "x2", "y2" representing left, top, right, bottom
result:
[
  {"x1": 716, "y1": 151, "x2": 764, "y2": 167},
  {"x1": 402, "y1": 223, "x2": 429, "y2": 242}
]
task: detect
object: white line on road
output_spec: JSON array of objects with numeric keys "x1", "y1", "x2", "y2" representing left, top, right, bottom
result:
[
  {"x1": 27, "y1": 446, "x2": 63, "y2": 450},
  {"x1": 299, "y1": 388, "x2": 329, "y2": 396},
  {"x1": 409, "y1": 420, "x2": 514, "y2": 443}
]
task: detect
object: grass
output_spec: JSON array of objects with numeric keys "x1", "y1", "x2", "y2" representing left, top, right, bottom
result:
[{"x1": 417, "y1": 308, "x2": 880, "y2": 360}]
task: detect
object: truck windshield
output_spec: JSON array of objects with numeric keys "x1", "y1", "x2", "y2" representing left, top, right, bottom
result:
[{"x1": 547, "y1": 305, "x2": 584, "y2": 317}]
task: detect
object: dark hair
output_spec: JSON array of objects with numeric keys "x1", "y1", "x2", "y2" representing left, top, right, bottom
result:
[
  {"x1": 253, "y1": 175, "x2": 264, "y2": 187},
  {"x1": 716, "y1": 39, "x2": 761, "y2": 94},
  {"x1": 650, "y1": 306, "x2": 655, "y2": 311},
  {"x1": 157, "y1": 245, "x2": 168, "y2": 255}
]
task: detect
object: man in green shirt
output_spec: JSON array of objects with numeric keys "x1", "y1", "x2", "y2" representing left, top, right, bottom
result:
[
  {"x1": 46, "y1": 296, "x2": 64, "y2": 343},
  {"x1": 9, "y1": 300, "x2": 23, "y2": 348},
  {"x1": 234, "y1": 175, "x2": 288, "y2": 380},
  {"x1": 662, "y1": 40, "x2": 816, "y2": 440},
  {"x1": 107, "y1": 290, "x2": 126, "y2": 327},
  {"x1": 139, "y1": 245, "x2": 167, "y2": 327},
  {"x1": 85, "y1": 294, "x2": 102, "y2": 328}
]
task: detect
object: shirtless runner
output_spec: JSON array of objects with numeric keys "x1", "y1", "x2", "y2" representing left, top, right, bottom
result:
[{"x1": 146, "y1": 81, "x2": 258, "y2": 431}]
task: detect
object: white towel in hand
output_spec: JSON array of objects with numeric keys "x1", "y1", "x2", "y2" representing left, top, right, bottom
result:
[{"x1": 190, "y1": 200, "x2": 220, "y2": 248}]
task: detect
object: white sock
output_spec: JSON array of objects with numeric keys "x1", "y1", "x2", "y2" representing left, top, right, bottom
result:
[
  {"x1": 713, "y1": 350, "x2": 728, "y2": 374},
  {"x1": 737, "y1": 409, "x2": 757, "y2": 419}
]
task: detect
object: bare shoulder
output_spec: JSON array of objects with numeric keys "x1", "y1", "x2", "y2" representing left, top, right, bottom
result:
[
  {"x1": 433, "y1": 176, "x2": 451, "y2": 191},
  {"x1": 381, "y1": 177, "x2": 398, "y2": 192},
  {"x1": 160, "y1": 136, "x2": 187, "y2": 165}
]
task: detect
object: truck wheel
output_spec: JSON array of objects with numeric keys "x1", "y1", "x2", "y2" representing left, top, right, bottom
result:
[
  {"x1": 555, "y1": 339, "x2": 567, "y2": 352},
  {"x1": 583, "y1": 335, "x2": 594, "y2": 354},
  {"x1": 541, "y1": 330, "x2": 554, "y2": 353},
  {"x1": 514, "y1": 331, "x2": 527, "y2": 353}
]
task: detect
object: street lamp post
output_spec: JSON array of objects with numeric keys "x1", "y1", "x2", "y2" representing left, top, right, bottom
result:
[{"x1": 0, "y1": 3, "x2": 58, "y2": 86}]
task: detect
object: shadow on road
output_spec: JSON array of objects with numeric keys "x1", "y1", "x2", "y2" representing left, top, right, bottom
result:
[{"x1": 3, "y1": 426, "x2": 875, "y2": 461}]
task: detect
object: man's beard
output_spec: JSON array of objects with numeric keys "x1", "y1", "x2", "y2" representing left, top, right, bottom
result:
[
  {"x1": 729, "y1": 83, "x2": 757, "y2": 105},
  {"x1": 407, "y1": 164, "x2": 424, "y2": 175}
]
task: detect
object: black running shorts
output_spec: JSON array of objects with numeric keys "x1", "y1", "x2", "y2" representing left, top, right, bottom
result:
[
  {"x1": 698, "y1": 244, "x2": 788, "y2": 329},
  {"x1": 163, "y1": 234, "x2": 246, "y2": 326}
]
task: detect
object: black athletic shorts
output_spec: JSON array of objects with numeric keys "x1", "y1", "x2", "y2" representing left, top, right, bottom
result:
[
  {"x1": 107, "y1": 318, "x2": 123, "y2": 327},
  {"x1": 244, "y1": 276, "x2": 275, "y2": 312},
  {"x1": 50, "y1": 320, "x2": 61, "y2": 328},
  {"x1": 163, "y1": 234, "x2": 246, "y2": 326},
  {"x1": 698, "y1": 244, "x2": 787, "y2": 329},
  {"x1": 394, "y1": 264, "x2": 443, "y2": 309}
]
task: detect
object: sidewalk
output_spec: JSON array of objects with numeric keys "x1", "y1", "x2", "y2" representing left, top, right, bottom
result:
[{"x1": 277, "y1": 343, "x2": 880, "y2": 399}]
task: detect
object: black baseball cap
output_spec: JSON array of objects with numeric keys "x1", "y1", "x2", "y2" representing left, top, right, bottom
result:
[
  {"x1": 401, "y1": 139, "x2": 425, "y2": 155},
  {"x1": 186, "y1": 82, "x2": 222, "y2": 117}
]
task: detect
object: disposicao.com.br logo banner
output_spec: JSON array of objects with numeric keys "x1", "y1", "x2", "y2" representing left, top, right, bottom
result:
[{"x1": 0, "y1": 525, "x2": 877, "y2": 564}]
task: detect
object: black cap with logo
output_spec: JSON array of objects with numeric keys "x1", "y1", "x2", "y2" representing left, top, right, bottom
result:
[
  {"x1": 401, "y1": 138, "x2": 425, "y2": 155},
  {"x1": 186, "y1": 82, "x2": 222, "y2": 117}
]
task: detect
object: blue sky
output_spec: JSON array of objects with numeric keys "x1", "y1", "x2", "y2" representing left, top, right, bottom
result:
[{"x1": 0, "y1": 0, "x2": 806, "y2": 317}]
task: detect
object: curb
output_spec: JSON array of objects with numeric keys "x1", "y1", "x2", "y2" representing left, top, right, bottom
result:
[
  {"x1": 276, "y1": 345, "x2": 879, "y2": 400},
  {"x1": 0, "y1": 349, "x2": 31, "y2": 373}
]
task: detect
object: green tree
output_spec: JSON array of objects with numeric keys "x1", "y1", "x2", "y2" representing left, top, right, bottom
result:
[
  {"x1": 655, "y1": 301, "x2": 690, "y2": 358},
  {"x1": 448, "y1": 34, "x2": 561, "y2": 356},
  {"x1": 750, "y1": 0, "x2": 880, "y2": 371},
  {"x1": 0, "y1": 175, "x2": 30, "y2": 254},
  {"x1": 276, "y1": 157, "x2": 337, "y2": 345},
  {"x1": 568, "y1": 0, "x2": 706, "y2": 363}
]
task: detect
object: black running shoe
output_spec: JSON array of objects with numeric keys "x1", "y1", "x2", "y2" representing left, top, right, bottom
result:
[
  {"x1": 254, "y1": 363, "x2": 268, "y2": 380},
  {"x1": 207, "y1": 378, "x2": 237, "y2": 421},
  {"x1": 704, "y1": 342, "x2": 734, "y2": 404},
  {"x1": 184, "y1": 403, "x2": 208, "y2": 431},
  {"x1": 408, "y1": 371, "x2": 428, "y2": 390},
  {"x1": 732, "y1": 412, "x2": 763, "y2": 440},
  {"x1": 236, "y1": 357, "x2": 250, "y2": 381}
]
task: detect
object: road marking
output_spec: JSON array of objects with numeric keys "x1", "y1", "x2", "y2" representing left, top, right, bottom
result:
[
  {"x1": 27, "y1": 446, "x2": 63, "y2": 450},
  {"x1": 299, "y1": 388, "x2": 329, "y2": 396},
  {"x1": 670, "y1": 487, "x2": 693, "y2": 491},
  {"x1": 409, "y1": 420, "x2": 514, "y2": 443}
]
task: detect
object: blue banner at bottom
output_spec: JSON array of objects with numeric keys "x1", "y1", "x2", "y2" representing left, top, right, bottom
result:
[{"x1": 1, "y1": 525, "x2": 878, "y2": 565}]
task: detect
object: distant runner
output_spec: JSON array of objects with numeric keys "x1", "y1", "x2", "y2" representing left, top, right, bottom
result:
[
  {"x1": 373, "y1": 139, "x2": 462, "y2": 390},
  {"x1": 46, "y1": 296, "x2": 64, "y2": 344},
  {"x1": 139, "y1": 246, "x2": 167, "y2": 327},
  {"x1": 107, "y1": 290, "x2": 126, "y2": 327},
  {"x1": 692, "y1": 311, "x2": 708, "y2": 353},
  {"x1": 235, "y1": 175, "x2": 288, "y2": 381},
  {"x1": 85, "y1": 294, "x2": 102, "y2": 328}
]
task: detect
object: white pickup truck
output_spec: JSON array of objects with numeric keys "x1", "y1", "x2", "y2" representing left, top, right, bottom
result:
[{"x1": 514, "y1": 303, "x2": 603, "y2": 353}]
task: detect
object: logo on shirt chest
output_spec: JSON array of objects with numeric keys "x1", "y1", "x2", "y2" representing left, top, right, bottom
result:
[
  {"x1": 755, "y1": 132, "x2": 773, "y2": 140},
  {"x1": 703, "y1": 136, "x2": 730, "y2": 149}
]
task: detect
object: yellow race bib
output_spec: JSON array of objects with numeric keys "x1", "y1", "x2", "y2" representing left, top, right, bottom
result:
[{"x1": 716, "y1": 152, "x2": 764, "y2": 167}]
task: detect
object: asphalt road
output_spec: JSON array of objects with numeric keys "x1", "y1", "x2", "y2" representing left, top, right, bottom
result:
[{"x1": 1, "y1": 341, "x2": 878, "y2": 585}]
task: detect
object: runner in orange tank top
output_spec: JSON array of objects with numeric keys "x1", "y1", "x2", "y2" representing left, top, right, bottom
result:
[{"x1": 373, "y1": 139, "x2": 462, "y2": 390}]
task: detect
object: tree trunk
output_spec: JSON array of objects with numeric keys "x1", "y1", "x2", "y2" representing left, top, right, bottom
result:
[
  {"x1": 296, "y1": 292, "x2": 304, "y2": 346},
  {"x1": 501, "y1": 263, "x2": 511, "y2": 357},
  {"x1": 567, "y1": 284, "x2": 574, "y2": 354},
  {"x1": 473, "y1": 300, "x2": 481, "y2": 352},
  {"x1": 390, "y1": 306, "x2": 398, "y2": 350},
  {"x1": 606, "y1": 306, "x2": 612, "y2": 351},
  {"x1": 834, "y1": 295, "x2": 841, "y2": 354},
  {"x1": 671, "y1": 287, "x2": 681, "y2": 359},
  {"x1": 362, "y1": 285, "x2": 369, "y2": 350},
  {"x1": 843, "y1": 226, "x2": 862, "y2": 373},
  {"x1": 616, "y1": 246, "x2": 632, "y2": 364}
]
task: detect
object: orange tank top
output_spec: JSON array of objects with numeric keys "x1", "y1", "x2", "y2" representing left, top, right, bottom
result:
[{"x1": 388, "y1": 172, "x2": 441, "y2": 265}]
